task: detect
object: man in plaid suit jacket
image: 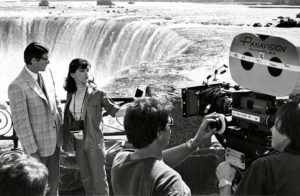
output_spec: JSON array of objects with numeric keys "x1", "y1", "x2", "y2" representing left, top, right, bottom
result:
[{"x1": 8, "y1": 42, "x2": 62, "y2": 196}]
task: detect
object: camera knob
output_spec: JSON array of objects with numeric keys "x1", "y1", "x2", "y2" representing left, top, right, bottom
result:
[
  {"x1": 209, "y1": 118, "x2": 222, "y2": 130},
  {"x1": 211, "y1": 114, "x2": 227, "y2": 134}
]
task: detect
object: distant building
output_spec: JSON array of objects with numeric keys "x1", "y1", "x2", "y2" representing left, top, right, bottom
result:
[
  {"x1": 272, "y1": 0, "x2": 300, "y2": 5},
  {"x1": 185, "y1": 0, "x2": 300, "y2": 4}
]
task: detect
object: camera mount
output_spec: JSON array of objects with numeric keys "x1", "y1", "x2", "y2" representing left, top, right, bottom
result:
[{"x1": 182, "y1": 33, "x2": 300, "y2": 170}]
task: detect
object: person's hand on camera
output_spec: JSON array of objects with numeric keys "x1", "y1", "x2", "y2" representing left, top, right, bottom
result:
[
  {"x1": 216, "y1": 161, "x2": 236, "y2": 182},
  {"x1": 191, "y1": 112, "x2": 219, "y2": 148}
]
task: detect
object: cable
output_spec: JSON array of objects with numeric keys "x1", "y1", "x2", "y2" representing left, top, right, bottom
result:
[
  {"x1": 102, "y1": 124, "x2": 124, "y2": 132},
  {"x1": 115, "y1": 116, "x2": 124, "y2": 126}
]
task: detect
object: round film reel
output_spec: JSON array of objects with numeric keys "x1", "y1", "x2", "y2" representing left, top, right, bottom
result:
[{"x1": 0, "y1": 109, "x2": 13, "y2": 136}]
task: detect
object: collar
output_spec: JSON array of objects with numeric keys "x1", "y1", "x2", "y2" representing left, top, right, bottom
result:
[
  {"x1": 25, "y1": 65, "x2": 38, "y2": 81},
  {"x1": 130, "y1": 146, "x2": 163, "y2": 161},
  {"x1": 285, "y1": 145, "x2": 300, "y2": 155}
]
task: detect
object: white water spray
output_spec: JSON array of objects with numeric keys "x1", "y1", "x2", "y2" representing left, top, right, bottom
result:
[{"x1": 0, "y1": 16, "x2": 192, "y2": 99}]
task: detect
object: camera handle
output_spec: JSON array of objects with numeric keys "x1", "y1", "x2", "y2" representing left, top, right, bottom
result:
[{"x1": 208, "y1": 113, "x2": 227, "y2": 134}]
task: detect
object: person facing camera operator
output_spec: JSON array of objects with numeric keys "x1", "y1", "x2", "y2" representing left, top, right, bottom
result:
[
  {"x1": 62, "y1": 58, "x2": 126, "y2": 196},
  {"x1": 111, "y1": 97, "x2": 219, "y2": 196},
  {"x1": 216, "y1": 101, "x2": 300, "y2": 196}
]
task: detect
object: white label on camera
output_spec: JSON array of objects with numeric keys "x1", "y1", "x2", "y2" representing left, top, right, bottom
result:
[
  {"x1": 226, "y1": 148, "x2": 245, "y2": 170},
  {"x1": 232, "y1": 110, "x2": 260, "y2": 122},
  {"x1": 230, "y1": 51, "x2": 300, "y2": 72}
]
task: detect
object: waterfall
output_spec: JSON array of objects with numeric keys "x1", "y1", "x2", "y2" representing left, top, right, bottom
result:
[{"x1": 0, "y1": 16, "x2": 192, "y2": 99}]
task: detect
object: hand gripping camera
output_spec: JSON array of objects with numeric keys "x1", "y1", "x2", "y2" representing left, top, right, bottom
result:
[{"x1": 182, "y1": 33, "x2": 300, "y2": 170}]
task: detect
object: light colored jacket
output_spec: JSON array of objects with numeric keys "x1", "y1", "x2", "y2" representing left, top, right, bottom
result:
[
  {"x1": 63, "y1": 87, "x2": 119, "y2": 152},
  {"x1": 8, "y1": 67, "x2": 62, "y2": 157}
]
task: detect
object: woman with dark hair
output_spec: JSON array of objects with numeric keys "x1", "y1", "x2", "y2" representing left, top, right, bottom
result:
[
  {"x1": 216, "y1": 101, "x2": 300, "y2": 196},
  {"x1": 62, "y1": 58, "x2": 125, "y2": 195}
]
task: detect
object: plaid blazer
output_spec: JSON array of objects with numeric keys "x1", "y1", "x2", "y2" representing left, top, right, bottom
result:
[{"x1": 8, "y1": 67, "x2": 62, "y2": 157}]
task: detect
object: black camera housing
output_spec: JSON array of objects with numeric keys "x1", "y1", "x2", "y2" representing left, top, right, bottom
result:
[
  {"x1": 70, "y1": 120, "x2": 84, "y2": 132},
  {"x1": 182, "y1": 83, "x2": 287, "y2": 170}
]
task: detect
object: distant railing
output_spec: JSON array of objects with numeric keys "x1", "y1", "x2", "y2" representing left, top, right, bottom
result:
[
  {"x1": 1, "y1": 97, "x2": 136, "y2": 149},
  {"x1": 0, "y1": 107, "x2": 18, "y2": 149}
]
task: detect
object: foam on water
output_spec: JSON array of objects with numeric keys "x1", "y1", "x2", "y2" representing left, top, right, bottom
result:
[{"x1": 0, "y1": 1, "x2": 300, "y2": 101}]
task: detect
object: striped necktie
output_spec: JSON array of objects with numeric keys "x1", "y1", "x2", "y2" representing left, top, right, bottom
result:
[{"x1": 37, "y1": 73, "x2": 47, "y2": 97}]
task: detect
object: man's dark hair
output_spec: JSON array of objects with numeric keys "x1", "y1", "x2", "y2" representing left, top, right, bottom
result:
[
  {"x1": 24, "y1": 42, "x2": 49, "y2": 65},
  {"x1": 0, "y1": 152, "x2": 48, "y2": 196},
  {"x1": 276, "y1": 101, "x2": 300, "y2": 152},
  {"x1": 64, "y1": 58, "x2": 91, "y2": 93},
  {"x1": 124, "y1": 97, "x2": 172, "y2": 149}
]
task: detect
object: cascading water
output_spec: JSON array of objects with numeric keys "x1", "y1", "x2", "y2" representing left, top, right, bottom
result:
[{"x1": 0, "y1": 16, "x2": 192, "y2": 100}]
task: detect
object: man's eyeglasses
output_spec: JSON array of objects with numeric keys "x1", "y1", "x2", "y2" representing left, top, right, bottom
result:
[
  {"x1": 40, "y1": 57, "x2": 49, "y2": 62},
  {"x1": 167, "y1": 117, "x2": 174, "y2": 127}
]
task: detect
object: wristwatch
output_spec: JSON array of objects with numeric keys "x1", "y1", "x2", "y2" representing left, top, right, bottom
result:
[{"x1": 218, "y1": 179, "x2": 232, "y2": 189}]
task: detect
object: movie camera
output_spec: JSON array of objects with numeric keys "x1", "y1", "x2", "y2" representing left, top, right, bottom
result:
[{"x1": 182, "y1": 33, "x2": 300, "y2": 170}]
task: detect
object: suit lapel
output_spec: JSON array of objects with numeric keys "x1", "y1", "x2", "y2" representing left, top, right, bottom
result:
[
  {"x1": 82, "y1": 87, "x2": 93, "y2": 119},
  {"x1": 39, "y1": 72, "x2": 50, "y2": 100},
  {"x1": 22, "y1": 68, "x2": 48, "y2": 103}
]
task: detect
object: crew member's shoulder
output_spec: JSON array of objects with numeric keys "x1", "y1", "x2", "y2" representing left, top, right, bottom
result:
[
  {"x1": 150, "y1": 159, "x2": 181, "y2": 179},
  {"x1": 113, "y1": 149, "x2": 135, "y2": 166},
  {"x1": 252, "y1": 152, "x2": 292, "y2": 166}
]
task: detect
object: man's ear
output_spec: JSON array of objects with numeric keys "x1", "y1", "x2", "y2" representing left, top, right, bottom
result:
[
  {"x1": 283, "y1": 134, "x2": 291, "y2": 143},
  {"x1": 156, "y1": 130, "x2": 164, "y2": 140},
  {"x1": 31, "y1": 57, "x2": 38, "y2": 64}
]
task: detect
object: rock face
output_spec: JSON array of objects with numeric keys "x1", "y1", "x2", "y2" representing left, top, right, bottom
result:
[
  {"x1": 233, "y1": 0, "x2": 300, "y2": 4},
  {"x1": 276, "y1": 18, "x2": 300, "y2": 27},
  {"x1": 132, "y1": 84, "x2": 224, "y2": 194},
  {"x1": 58, "y1": 83, "x2": 224, "y2": 195},
  {"x1": 253, "y1": 22, "x2": 262, "y2": 27},
  {"x1": 272, "y1": 0, "x2": 300, "y2": 5},
  {"x1": 143, "y1": 84, "x2": 211, "y2": 148},
  {"x1": 97, "y1": 0, "x2": 114, "y2": 6},
  {"x1": 0, "y1": 83, "x2": 224, "y2": 195},
  {"x1": 39, "y1": 0, "x2": 49, "y2": 7}
]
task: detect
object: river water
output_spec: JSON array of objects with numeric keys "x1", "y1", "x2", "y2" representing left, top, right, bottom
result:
[{"x1": 0, "y1": 1, "x2": 300, "y2": 100}]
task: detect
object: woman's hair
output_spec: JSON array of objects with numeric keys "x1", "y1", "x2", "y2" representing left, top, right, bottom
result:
[
  {"x1": 275, "y1": 101, "x2": 300, "y2": 151},
  {"x1": 124, "y1": 97, "x2": 173, "y2": 149},
  {"x1": 63, "y1": 58, "x2": 91, "y2": 93}
]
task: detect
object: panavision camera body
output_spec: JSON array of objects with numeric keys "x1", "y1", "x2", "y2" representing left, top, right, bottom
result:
[{"x1": 182, "y1": 33, "x2": 300, "y2": 170}]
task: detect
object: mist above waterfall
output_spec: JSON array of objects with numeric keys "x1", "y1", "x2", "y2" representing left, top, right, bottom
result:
[
  {"x1": 0, "y1": 13, "x2": 192, "y2": 100},
  {"x1": 1, "y1": 1, "x2": 300, "y2": 101}
]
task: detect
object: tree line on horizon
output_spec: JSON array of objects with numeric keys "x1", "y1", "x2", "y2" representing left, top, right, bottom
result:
[
  {"x1": 119, "y1": 0, "x2": 300, "y2": 4},
  {"x1": 233, "y1": 0, "x2": 300, "y2": 4},
  {"x1": 32, "y1": 0, "x2": 300, "y2": 5},
  {"x1": 114, "y1": 0, "x2": 300, "y2": 5}
]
